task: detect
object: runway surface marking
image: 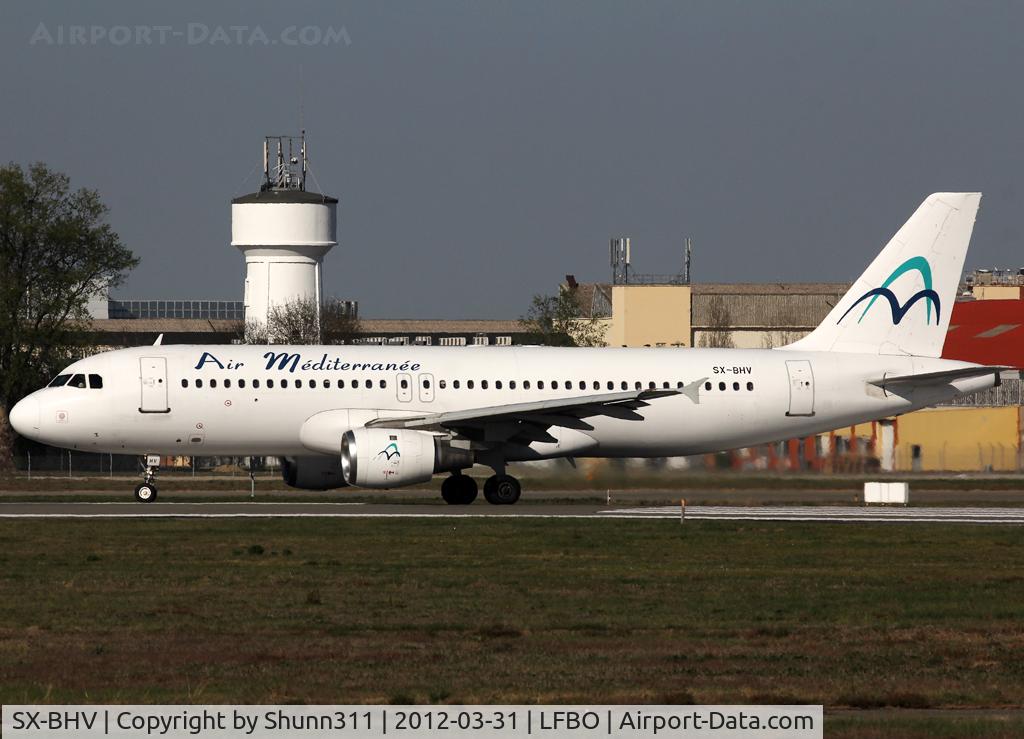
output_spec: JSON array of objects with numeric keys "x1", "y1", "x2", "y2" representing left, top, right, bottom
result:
[
  {"x1": 604, "y1": 505, "x2": 1024, "y2": 524},
  {"x1": 2, "y1": 502, "x2": 1024, "y2": 523}
]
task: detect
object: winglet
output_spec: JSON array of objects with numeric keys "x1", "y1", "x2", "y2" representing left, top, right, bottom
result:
[{"x1": 153, "y1": 333, "x2": 164, "y2": 346}]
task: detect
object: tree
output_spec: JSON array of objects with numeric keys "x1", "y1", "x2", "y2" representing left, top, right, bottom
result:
[
  {"x1": 519, "y1": 289, "x2": 606, "y2": 347},
  {"x1": 242, "y1": 296, "x2": 361, "y2": 345},
  {"x1": 0, "y1": 162, "x2": 138, "y2": 467},
  {"x1": 697, "y1": 295, "x2": 735, "y2": 348}
]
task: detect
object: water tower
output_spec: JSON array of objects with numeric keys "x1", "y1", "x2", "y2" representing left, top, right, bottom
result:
[{"x1": 231, "y1": 133, "x2": 337, "y2": 329}]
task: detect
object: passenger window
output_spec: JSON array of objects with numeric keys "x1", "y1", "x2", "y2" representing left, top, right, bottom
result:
[
  {"x1": 523, "y1": 381, "x2": 531, "y2": 389},
  {"x1": 704, "y1": 382, "x2": 712, "y2": 391},
  {"x1": 210, "y1": 379, "x2": 218, "y2": 389},
  {"x1": 423, "y1": 379, "x2": 431, "y2": 389},
  {"x1": 379, "y1": 380, "x2": 386, "y2": 389},
  {"x1": 48, "y1": 374, "x2": 71, "y2": 387},
  {"x1": 747, "y1": 381, "x2": 754, "y2": 391},
  {"x1": 621, "y1": 381, "x2": 628, "y2": 390},
  {"x1": 607, "y1": 381, "x2": 614, "y2": 390},
  {"x1": 224, "y1": 379, "x2": 232, "y2": 389},
  {"x1": 495, "y1": 380, "x2": 503, "y2": 390},
  {"x1": 253, "y1": 379, "x2": 260, "y2": 389},
  {"x1": 323, "y1": 379, "x2": 330, "y2": 389},
  {"x1": 439, "y1": 380, "x2": 446, "y2": 389},
  {"x1": 239, "y1": 379, "x2": 246, "y2": 389},
  {"x1": 733, "y1": 382, "x2": 740, "y2": 391},
  {"x1": 552, "y1": 381, "x2": 559, "y2": 390},
  {"x1": 196, "y1": 379, "x2": 204, "y2": 388},
  {"x1": 663, "y1": 382, "x2": 670, "y2": 389},
  {"x1": 581, "y1": 381, "x2": 587, "y2": 390},
  {"x1": 481, "y1": 380, "x2": 488, "y2": 389},
  {"x1": 510, "y1": 380, "x2": 517, "y2": 389},
  {"x1": 266, "y1": 379, "x2": 274, "y2": 389},
  {"x1": 635, "y1": 382, "x2": 642, "y2": 390},
  {"x1": 181, "y1": 379, "x2": 189, "y2": 388},
  {"x1": 468, "y1": 380, "x2": 475, "y2": 389},
  {"x1": 68, "y1": 374, "x2": 87, "y2": 389},
  {"x1": 538, "y1": 381, "x2": 545, "y2": 390},
  {"x1": 719, "y1": 382, "x2": 726, "y2": 391},
  {"x1": 453, "y1": 380, "x2": 460, "y2": 389},
  {"x1": 88, "y1": 374, "x2": 103, "y2": 389},
  {"x1": 310, "y1": 379, "x2": 318, "y2": 389},
  {"x1": 400, "y1": 378, "x2": 408, "y2": 389},
  {"x1": 352, "y1": 379, "x2": 359, "y2": 389},
  {"x1": 649, "y1": 382, "x2": 656, "y2": 390},
  {"x1": 337, "y1": 379, "x2": 344, "y2": 389},
  {"x1": 295, "y1": 379, "x2": 303, "y2": 389},
  {"x1": 281, "y1": 379, "x2": 288, "y2": 388},
  {"x1": 677, "y1": 381, "x2": 684, "y2": 389}
]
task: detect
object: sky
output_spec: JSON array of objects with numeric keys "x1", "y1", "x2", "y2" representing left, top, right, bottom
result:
[{"x1": 2, "y1": 1, "x2": 1024, "y2": 318}]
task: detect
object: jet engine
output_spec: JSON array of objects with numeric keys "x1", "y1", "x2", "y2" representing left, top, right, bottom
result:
[
  {"x1": 341, "y1": 428, "x2": 473, "y2": 488},
  {"x1": 281, "y1": 455, "x2": 350, "y2": 491}
]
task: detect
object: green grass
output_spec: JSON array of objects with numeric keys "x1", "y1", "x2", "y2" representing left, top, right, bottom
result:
[{"x1": 1, "y1": 518, "x2": 1024, "y2": 733}]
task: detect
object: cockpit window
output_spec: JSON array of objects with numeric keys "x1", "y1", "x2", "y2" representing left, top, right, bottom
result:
[
  {"x1": 48, "y1": 374, "x2": 71, "y2": 387},
  {"x1": 67, "y1": 374, "x2": 87, "y2": 389},
  {"x1": 88, "y1": 374, "x2": 103, "y2": 389}
]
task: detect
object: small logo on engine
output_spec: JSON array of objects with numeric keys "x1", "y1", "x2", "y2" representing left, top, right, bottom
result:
[{"x1": 376, "y1": 442, "x2": 401, "y2": 460}]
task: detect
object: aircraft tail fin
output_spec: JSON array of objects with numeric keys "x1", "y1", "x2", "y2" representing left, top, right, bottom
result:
[{"x1": 781, "y1": 192, "x2": 981, "y2": 358}]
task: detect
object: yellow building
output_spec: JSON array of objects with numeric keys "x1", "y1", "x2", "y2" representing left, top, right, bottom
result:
[{"x1": 606, "y1": 285, "x2": 692, "y2": 347}]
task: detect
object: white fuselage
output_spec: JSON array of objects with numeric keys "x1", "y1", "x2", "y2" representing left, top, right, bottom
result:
[{"x1": 12, "y1": 344, "x2": 993, "y2": 461}]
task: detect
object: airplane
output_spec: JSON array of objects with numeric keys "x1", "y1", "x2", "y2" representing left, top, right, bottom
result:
[{"x1": 9, "y1": 193, "x2": 1009, "y2": 505}]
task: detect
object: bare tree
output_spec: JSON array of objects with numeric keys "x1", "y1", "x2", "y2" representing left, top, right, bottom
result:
[
  {"x1": 698, "y1": 295, "x2": 734, "y2": 348},
  {"x1": 241, "y1": 296, "x2": 360, "y2": 345}
]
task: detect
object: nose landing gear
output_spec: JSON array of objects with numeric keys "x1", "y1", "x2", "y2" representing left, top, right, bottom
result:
[{"x1": 134, "y1": 454, "x2": 160, "y2": 503}]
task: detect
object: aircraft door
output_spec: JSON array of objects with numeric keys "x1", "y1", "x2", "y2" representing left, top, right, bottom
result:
[
  {"x1": 139, "y1": 357, "x2": 170, "y2": 413},
  {"x1": 785, "y1": 360, "x2": 815, "y2": 417},
  {"x1": 396, "y1": 373, "x2": 413, "y2": 402},
  {"x1": 418, "y1": 373, "x2": 435, "y2": 402}
]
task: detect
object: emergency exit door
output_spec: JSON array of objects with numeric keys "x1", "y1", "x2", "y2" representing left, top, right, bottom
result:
[
  {"x1": 139, "y1": 357, "x2": 169, "y2": 413},
  {"x1": 785, "y1": 360, "x2": 815, "y2": 417}
]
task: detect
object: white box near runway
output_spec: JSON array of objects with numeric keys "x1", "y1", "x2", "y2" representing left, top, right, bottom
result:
[{"x1": 864, "y1": 482, "x2": 909, "y2": 505}]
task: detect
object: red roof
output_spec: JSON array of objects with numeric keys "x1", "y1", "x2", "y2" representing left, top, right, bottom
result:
[{"x1": 944, "y1": 299, "x2": 1024, "y2": 368}]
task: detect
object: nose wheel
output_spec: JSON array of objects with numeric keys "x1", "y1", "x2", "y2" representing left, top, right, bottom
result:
[
  {"x1": 134, "y1": 482, "x2": 158, "y2": 503},
  {"x1": 134, "y1": 454, "x2": 161, "y2": 503}
]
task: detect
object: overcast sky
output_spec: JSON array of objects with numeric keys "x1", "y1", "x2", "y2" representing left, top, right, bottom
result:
[{"x1": 3, "y1": 1, "x2": 1023, "y2": 318}]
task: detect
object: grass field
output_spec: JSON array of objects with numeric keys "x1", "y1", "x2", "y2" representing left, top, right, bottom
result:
[{"x1": 2, "y1": 518, "x2": 1024, "y2": 737}]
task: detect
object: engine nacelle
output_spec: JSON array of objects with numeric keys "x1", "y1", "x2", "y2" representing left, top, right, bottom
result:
[
  {"x1": 341, "y1": 428, "x2": 473, "y2": 489},
  {"x1": 281, "y1": 455, "x2": 350, "y2": 491}
]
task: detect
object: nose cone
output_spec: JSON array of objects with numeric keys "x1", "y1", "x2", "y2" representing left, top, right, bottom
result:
[{"x1": 9, "y1": 396, "x2": 40, "y2": 437}]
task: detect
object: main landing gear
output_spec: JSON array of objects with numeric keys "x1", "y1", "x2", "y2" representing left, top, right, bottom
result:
[
  {"x1": 441, "y1": 473, "x2": 477, "y2": 505},
  {"x1": 441, "y1": 471, "x2": 522, "y2": 505},
  {"x1": 134, "y1": 454, "x2": 160, "y2": 503}
]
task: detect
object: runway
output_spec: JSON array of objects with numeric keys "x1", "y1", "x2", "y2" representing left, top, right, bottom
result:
[{"x1": 2, "y1": 501, "x2": 1024, "y2": 523}]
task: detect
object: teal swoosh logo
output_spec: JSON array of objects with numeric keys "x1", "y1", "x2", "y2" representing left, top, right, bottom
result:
[{"x1": 857, "y1": 256, "x2": 934, "y2": 324}]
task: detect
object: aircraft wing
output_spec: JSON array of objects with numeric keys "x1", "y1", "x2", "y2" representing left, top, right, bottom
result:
[
  {"x1": 869, "y1": 365, "x2": 1015, "y2": 388},
  {"x1": 365, "y1": 383, "x2": 701, "y2": 443}
]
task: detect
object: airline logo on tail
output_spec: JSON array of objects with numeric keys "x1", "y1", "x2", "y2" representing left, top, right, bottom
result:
[{"x1": 837, "y1": 256, "x2": 940, "y2": 326}]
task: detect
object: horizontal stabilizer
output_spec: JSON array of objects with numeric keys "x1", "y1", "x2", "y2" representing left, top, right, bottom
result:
[{"x1": 869, "y1": 365, "x2": 1014, "y2": 388}]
